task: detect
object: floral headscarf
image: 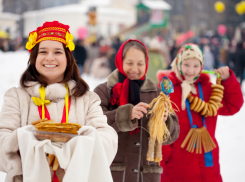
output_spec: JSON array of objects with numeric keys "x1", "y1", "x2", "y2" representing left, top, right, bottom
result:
[{"x1": 171, "y1": 43, "x2": 204, "y2": 110}]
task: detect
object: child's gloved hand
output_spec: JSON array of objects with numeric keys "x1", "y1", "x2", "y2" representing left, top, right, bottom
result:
[
  {"x1": 131, "y1": 102, "x2": 149, "y2": 120},
  {"x1": 215, "y1": 66, "x2": 230, "y2": 80}
]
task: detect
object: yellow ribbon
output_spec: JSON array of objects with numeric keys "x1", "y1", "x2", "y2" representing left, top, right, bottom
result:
[
  {"x1": 32, "y1": 86, "x2": 51, "y2": 119},
  {"x1": 65, "y1": 84, "x2": 69, "y2": 123},
  {"x1": 32, "y1": 84, "x2": 69, "y2": 123}
]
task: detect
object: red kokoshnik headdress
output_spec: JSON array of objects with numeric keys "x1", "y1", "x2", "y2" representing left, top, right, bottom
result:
[{"x1": 25, "y1": 21, "x2": 75, "y2": 52}]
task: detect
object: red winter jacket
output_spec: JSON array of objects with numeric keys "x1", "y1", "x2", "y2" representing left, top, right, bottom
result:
[{"x1": 157, "y1": 70, "x2": 243, "y2": 182}]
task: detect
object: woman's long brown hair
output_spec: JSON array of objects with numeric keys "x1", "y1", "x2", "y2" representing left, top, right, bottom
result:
[{"x1": 20, "y1": 42, "x2": 89, "y2": 97}]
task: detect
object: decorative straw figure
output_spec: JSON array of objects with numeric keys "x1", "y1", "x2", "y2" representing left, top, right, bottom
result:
[{"x1": 146, "y1": 77, "x2": 175, "y2": 162}]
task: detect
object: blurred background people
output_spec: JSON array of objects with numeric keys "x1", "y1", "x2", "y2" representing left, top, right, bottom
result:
[
  {"x1": 146, "y1": 38, "x2": 168, "y2": 83},
  {"x1": 72, "y1": 39, "x2": 87, "y2": 75},
  {"x1": 203, "y1": 45, "x2": 214, "y2": 70},
  {"x1": 234, "y1": 41, "x2": 245, "y2": 87}
]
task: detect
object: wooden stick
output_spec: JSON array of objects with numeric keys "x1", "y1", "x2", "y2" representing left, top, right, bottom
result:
[
  {"x1": 201, "y1": 127, "x2": 209, "y2": 153},
  {"x1": 191, "y1": 131, "x2": 198, "y2": 153},
  {"x1": 186, "y1": 129, "x2": 195, "y2": 151},
  {"x1": 202, "y1": 129, "x2": 212, "y2": 152},
  {"x1": 205, "y1": 130, "x2": 217, "y2": 149},
  {"x1": 189, "y1": 129, "x2": 196, "y2": 153},
  {"x1": 198, "y1": 131, "x2": 202, "y2": 154},
  {"x1": 52, "y1": 156, "x2": 59, "y2": 171},
  {"x1": 181, "y1": 129, "x2": 194, "y2": 148},
  {"x1": 202, "y1": 131, "x2": 208, "y2": 153},
  {"x1": 196, "y1": 131, "x2": 201, "y2": 154},
  {"x1": 48, "y1": 154, "x2": 55, "y2": 167}
]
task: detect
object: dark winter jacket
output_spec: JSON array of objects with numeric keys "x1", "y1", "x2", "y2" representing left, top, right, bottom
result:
[
  {"x1": 94, "y1": 69, "x2": 180, "y2": 182},
  {"x1": 234, "y1": 43, "x2": 245, "y2": 71},
  {"x1": 157, "y1": 70, "x2": 244, "y2": 182}
]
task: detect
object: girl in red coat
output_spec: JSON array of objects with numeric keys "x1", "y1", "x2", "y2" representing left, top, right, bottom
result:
[{"x1": 157, "y1": 43, "x2": 244, "y2": 182}]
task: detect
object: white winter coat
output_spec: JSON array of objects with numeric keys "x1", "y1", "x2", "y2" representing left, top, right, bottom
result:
[{"x1": 0, "y1": 80, "x2": 118, "y2": 182}]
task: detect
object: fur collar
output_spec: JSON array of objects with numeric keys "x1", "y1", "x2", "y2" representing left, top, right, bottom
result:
[
  {"x1": 107, "y1": 69, "x2": 157, "y2": 92},
  {"x1": 22, "y1": 80, "x2": 76, "y2": 100},
  {"x1": 156, "y1": 70, "x2": 210, "y2": 86}
]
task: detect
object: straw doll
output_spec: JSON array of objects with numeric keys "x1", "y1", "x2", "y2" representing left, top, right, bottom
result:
[{"x1": 146, "y1": 77, "x2": 175, "y2": 162}]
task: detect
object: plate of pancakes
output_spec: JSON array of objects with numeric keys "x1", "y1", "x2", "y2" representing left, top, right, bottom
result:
[{"x1": 31, "y1": 118, "x2": 82, "y2": 143}]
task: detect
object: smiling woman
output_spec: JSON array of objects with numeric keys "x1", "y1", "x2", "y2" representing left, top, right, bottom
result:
[
  {"x1": 0, "y1": 21, "x2": 118, "y2": 182},
  {"x1": 94, "y1": 39, "x2": 180, "y2": 182},
  {"x1": 20, "y1": 35, "x2": 88, "y2": 97},
  {"x1": 35, "y1": 41, "x2": 67, "y2": 84},
  {"x1": 122, "y1": 41, "x2": 147, "y2": 80}
]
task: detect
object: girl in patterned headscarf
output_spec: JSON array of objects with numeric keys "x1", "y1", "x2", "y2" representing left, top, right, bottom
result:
[
  {"x1": 157, "y1": 43, "x2": 243, "y2": 182},
  {"x1": 171, "y1": 43, "x2": 204, "y2": 110}
]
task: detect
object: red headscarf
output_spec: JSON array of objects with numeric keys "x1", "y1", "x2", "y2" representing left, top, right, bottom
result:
[{"x1": 110, "y1": 39, "x2": 149, "y2": 106}]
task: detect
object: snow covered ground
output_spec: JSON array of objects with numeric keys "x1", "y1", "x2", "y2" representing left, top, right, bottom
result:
[{"x1": 0, "y1": 50, "x2": 244, "y2": 181}]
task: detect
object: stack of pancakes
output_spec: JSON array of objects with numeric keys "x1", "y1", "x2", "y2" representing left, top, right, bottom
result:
[
  {"x1": 31, "y1": 118, "x2": 82, "y2": 143},
  {"x1": 32, "y1": 118, "x2": 81, "y2": 135}
]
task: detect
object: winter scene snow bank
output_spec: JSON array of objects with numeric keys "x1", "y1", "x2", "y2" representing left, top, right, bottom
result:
[{"x1": 0, "y1": 50, "x2": 244, "y2": 182}]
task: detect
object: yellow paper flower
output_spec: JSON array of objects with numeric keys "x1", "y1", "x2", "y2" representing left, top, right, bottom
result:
[
  {"x1": 65, "y1": 32, "x2": 75, "y2": 51},
  {"x1": 25, "y1": 31, "x2": 37, "y2": 50}
]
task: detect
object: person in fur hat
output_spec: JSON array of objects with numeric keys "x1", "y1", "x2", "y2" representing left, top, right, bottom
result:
[
  {"x1": 94, "y1": 39, "x2": 180, "y2": 182},
  {"x1": 157, "y1": 43, "x2": 244, "y2": 182},
  {"x1": 0, "y1": 21, "x2": 118, "y2": 182}
]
